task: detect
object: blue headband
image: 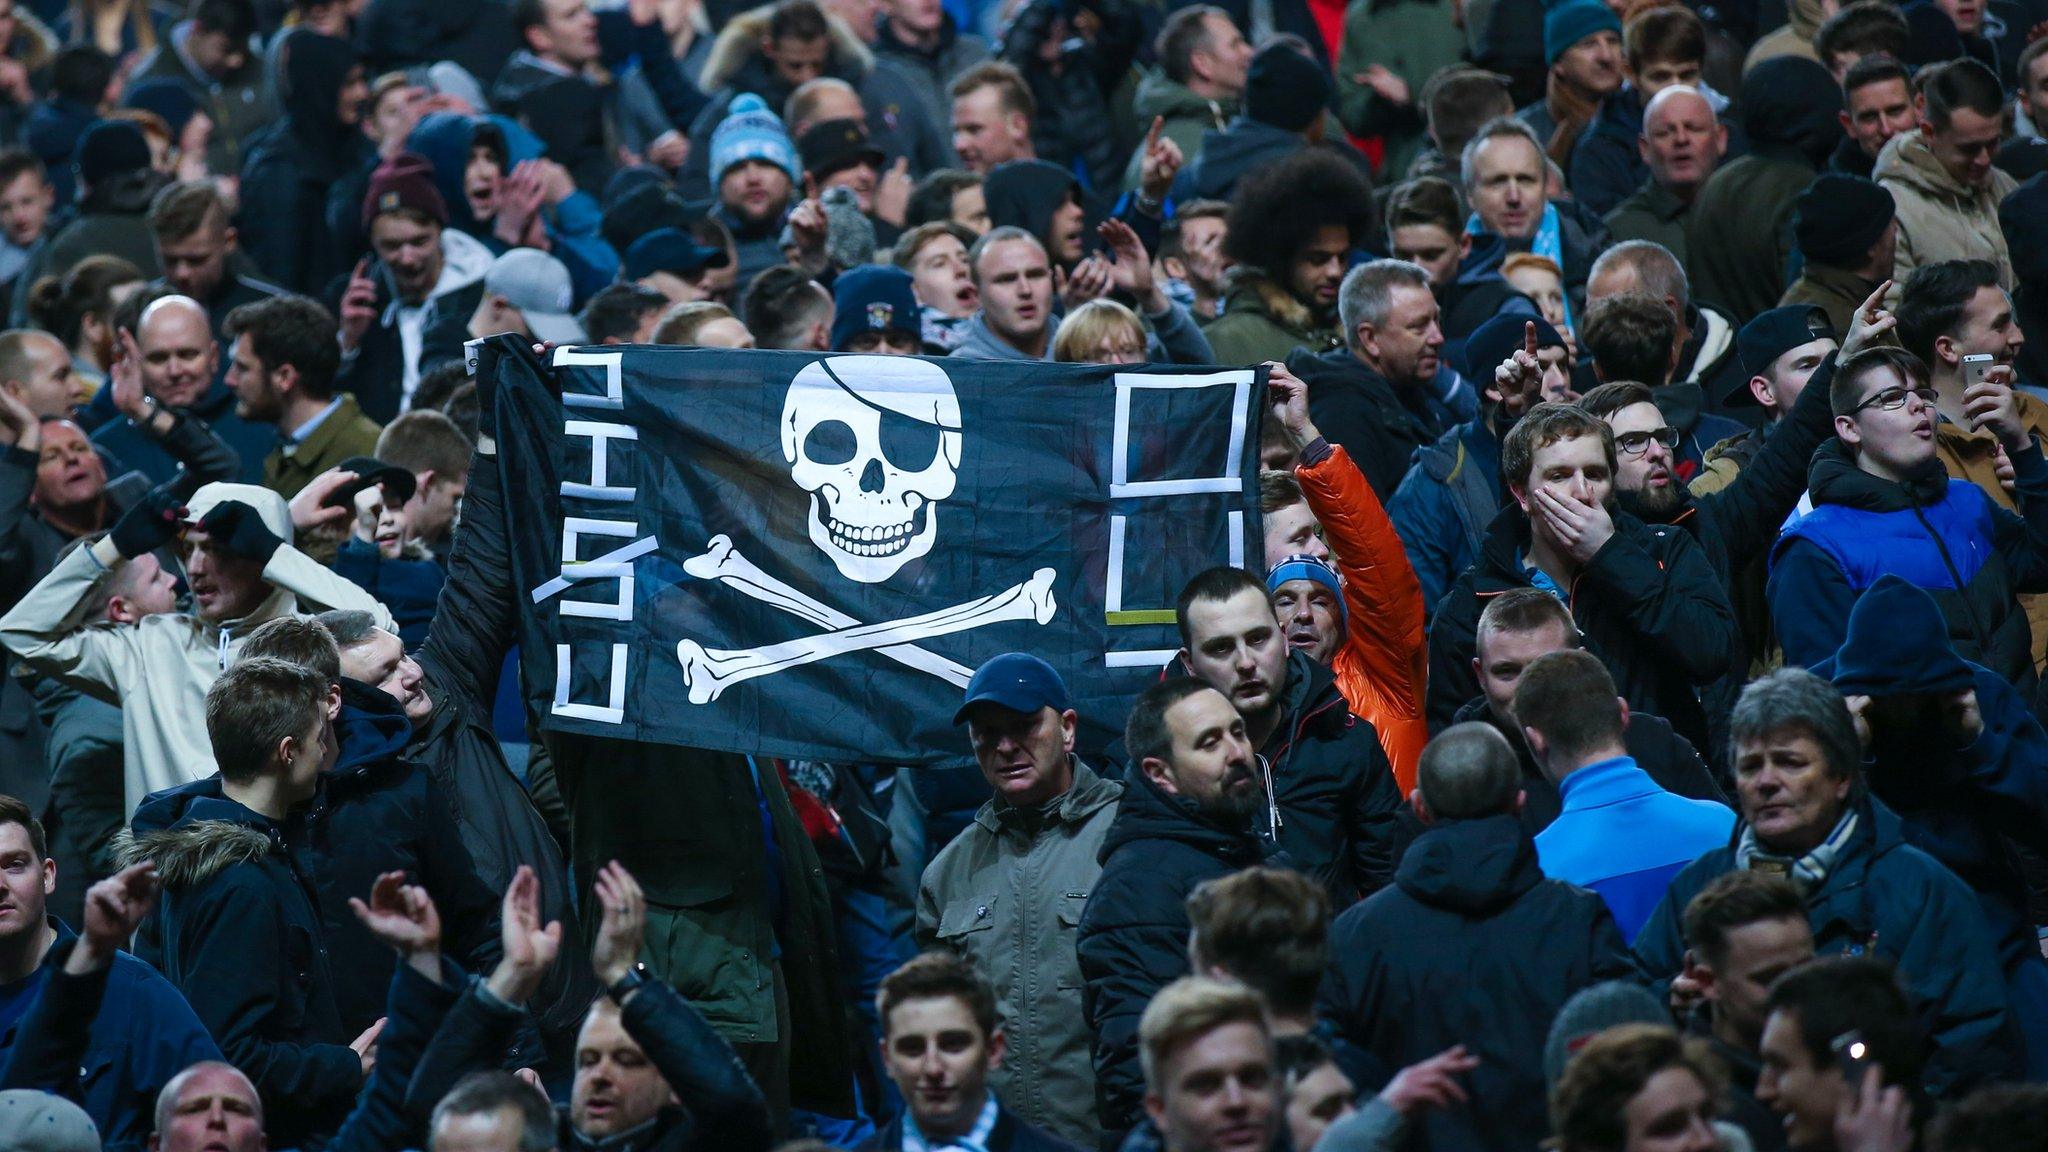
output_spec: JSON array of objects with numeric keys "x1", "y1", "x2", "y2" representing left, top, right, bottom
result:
[{"x1": 1266, "y1": 555, "x2": 1346, "y2": 622}]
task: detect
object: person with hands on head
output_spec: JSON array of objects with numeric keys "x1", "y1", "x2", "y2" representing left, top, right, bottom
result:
[
  {"x1": 0, "y1": 475, "x2": 393, "y2": 815},
  {"x1": 1263, "y1": 361, "x2": 1429, "y2": 792},
  {"x1": 1424, "y1": 400, "x2": 1736, "y2": 751}
]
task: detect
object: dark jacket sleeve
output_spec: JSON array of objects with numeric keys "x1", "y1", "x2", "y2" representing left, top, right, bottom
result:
[
  {"x1": 418, "y1": 773, "x2": 506, "y2": 978},
  {"x1": 403, "y1": 980, "x2": 528, "y2": 1126},
  {"x1": 1990, "y1": 440, "x2": 2048, "y2": 593},
  {"x1": 1348, "y1": 732, "x2": 1403, "y2": 896},
  {"x1": 1425, "y1": 582, "x2": 1483, "y2": 733},
  {"x1": 1952, "y1": 668, "x2": 2048, "y2": 859},
  {"x1": 1697, "y1": 351, "x2": 1836, "y2": 565},
  {"x1": 170, "y1": 872, "x2": 365, "y2": 1118},
  {"x1": 0, "y1": 445, "x2": 35, "y2": 606},
  {"x1": 616, "y1": 11, "x2": 706, "y2": 128},
  {"x1": 1768, "y1": 537, "x2": 1859, "y2": 670},
  {"x1": 416, "y1": 448, "x2": 514, "y2": 714},
  {"x1": 238, "y1": 159, "x2": 319, "y2": 293},
  {"x1": 1305, "y1": 377, "x2": 1409, "y2": 500},
  {"x1": 154, "y1": 409, "x2": 245, "y2": 497},
  {"x1": 1565, "y1": 130, "x2": 1642, "y2": 219},
  {"x1": 326, "y1": 956, "x2": 465, "y2": 1152},
  {"x1": 1579, "y1": 525, "x2": 1736, "y2": 685},
  {"x1": 1881, "y1": 855, "x2": 2020, "y2": 1095},
  {"x1": 621, "y1": 979, "x2": 774, "y2": 1152},
  {"x1": 1077, "y1": 876, "x2": 1189, "y2": 1143},
  {"x1": 0, "y1": 938, "x2": 106, "y2": 1100}
]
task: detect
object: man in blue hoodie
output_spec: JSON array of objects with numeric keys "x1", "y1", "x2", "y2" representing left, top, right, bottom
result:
[
  {"x1": 1511, "y1": 649, "x2": 1734, "y2": 941},
  {"x1": 1812, "y1": 573, "x2": 2048, "y2": 1077}
]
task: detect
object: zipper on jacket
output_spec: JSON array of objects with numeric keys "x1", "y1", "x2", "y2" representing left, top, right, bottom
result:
[
  {"x1": 217, "y1": 627, "x2": 232, "y2": 670},
  {"x1": 1257, "y1": 753, "x2": 1281, "y2": 838}
]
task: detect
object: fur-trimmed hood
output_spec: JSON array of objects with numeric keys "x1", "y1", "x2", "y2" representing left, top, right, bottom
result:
[
  {"x1": 698, "y1": 2, "x2": 873, "y2": 94},
  {"x1": 1219, "y1": 267, "x2": 1322, "y2": 337},
  {"x1": 115, "y1": 820, "x2": 274, "y2": 889}
]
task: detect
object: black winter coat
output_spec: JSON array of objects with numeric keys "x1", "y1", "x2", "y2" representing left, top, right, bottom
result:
[
  {"x1": 860, "y1": 1104, "x2": 1084, "y2": 1152},
  {"x1": 119, "y1": 796, "x2": 359, "y2": 1149},
  {"x1": 1254, "y1": 648, "x2": 1404, "y2": 903},
  {"x1": 1427, "y1": 506, "x2": 1737, "y2": 750},
  {"x1": 1078, "y1": 767, "x2": 1274, "y2": 1142},
  {"x1": 1319, "y1": 814, "x2": 1642, "y2": 1152},
  {"x1": 1293, "y1": 346, "x2": 1450, "y2": 502}
]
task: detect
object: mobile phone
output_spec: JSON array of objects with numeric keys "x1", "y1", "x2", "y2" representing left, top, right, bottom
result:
[
  {"x1": 1963, "y1": 353, "x2": 1995, "y2": 390},
  {"x1": 1832, "y1": 1030, "x2": 1873, "y2": 1090}
]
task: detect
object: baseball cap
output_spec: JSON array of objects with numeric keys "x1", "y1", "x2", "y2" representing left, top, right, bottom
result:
[
  {"x1": 798, "y1": 118, "x2": 886, "y2": 180},
  {"x1": 953, "y1": 653, "x2": 1070, "y2": 725},
  {"x1": 486, "y1": 248, "x2": 586, "y2": 345},
  {"x1": 323, "y1": 455, "x2": 419, "y2": 510},
  {"x1": 623, "y1": 227, "x2": 731, "y2": 282},
  {"x1": 0, "y1": 1089, "x2": 99, "y2": 1152},
  {"x1": 1730, "y1": 304, "x2": 1835, "y2": 407}
]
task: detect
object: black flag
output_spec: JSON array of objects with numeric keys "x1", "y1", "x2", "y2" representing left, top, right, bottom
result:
[{"x1": 488, "y1": 337, "x2": 1266, "y2": 766}]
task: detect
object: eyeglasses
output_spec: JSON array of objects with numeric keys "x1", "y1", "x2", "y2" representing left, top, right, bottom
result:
[
  {"x1": 1851, "y1": 386, "x2": 1937, "y2": 414},
  {"x1": 1614, "y1": 426, "x2": 1680, "y2": 457}
]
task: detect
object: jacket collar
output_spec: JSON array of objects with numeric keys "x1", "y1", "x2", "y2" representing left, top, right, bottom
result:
[
  {"x1": 1555, "y1": 755, "x2": 1661, "y2": 810},
  {"x1": 976, "y1": 756, "x2": 1121, "y2": 834},
  {"x1": 284, "y1": 393, "x2": 368, "y2": 463}
]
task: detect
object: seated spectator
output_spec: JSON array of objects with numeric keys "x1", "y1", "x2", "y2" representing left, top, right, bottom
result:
[
  {"x1": 1548, "y1": 1024, "x2": 1731, "y2": 1152},
  {"x1": 236, "y1": 33, "x2": 373, "y2": 297},
  {"x1": 1176, "y1": 565, "x2": 1402, "y2": 900},
  {"x1": 1676, "y1": 871, "x2": 1817, "y2": 1150},
  {"x1": 1121, "y1": 6, "x2": 1245, "y2": 191},
  {"x1": 117, "y1": 657, "x2": 377, "y2": 1147},
  {"x1": 1077, "y1": 678, "x2": 1277, "y2": 1143},
  {"x1": 1635, "y1": 669, "x2": 2018, "y2": 1097},
  {"x1": 1602, "y1": 86, "x2": 1728, "y2": 268},
  {"x1": 892, "y1": 220, "x2": 977, "y2": 351},
  {"x1": 1203, "y1": 149, "x2": 1373, "y2": 365},
  {"x1": 1830, "y1": 54, "x2": 1914, "y2": 180},
  {"x1": 1263, "y1": 364, "x2": 1428, "y2": 789},
  {"x1": 861, "y1": 952, "x2": 1082, "y2": 1152},
  {"x1": 1876, "y1": 60, "x2": 2015, "y2": 292},
  {"x1": 1811, "y1": 575, "x2": 2048, "y2": 1076},
  {"x1": 373, "y1": 409, "x2": 471, "y2": 562},
  {"x1": 224, "y1": 295, "x2": 384, "y2": 500},
  {"x1": 1389, "y1": 314, "x2": 1572, "y2": 613},
  {"x1": 122, "y1": 0, "x2": 272, "y2": 176},
  {"x1": 0, "y1": 481, "x2": 391, "y2": 814},
  {"x1": 1512, "y1": 649, "x2": 1736, "y2": 940},
  {"x1": 0, "y1": 819, "x2": 218, "y2": 1150},
  {"x1": 145, "y1": 181, "x2": 285, "y2": 341},
  {"x1": 579, "y1": 281, "x2": 670, "y2": 344},
  {"x1": 1571, "y1": 7, "x2": 1724, "y2": 219},
  {"x1": 1291, "y1": 260, "x2": 1451, "y2": 500},
  {"x1": 91, "y1": 293, "x2": 271, "y2": 487},
  {"x1": 1585, "y1": 241, "x2": 1743, "y2": 450},
  {"x1": 1462, "y1": 117, "x2": 1610, "y2": 319},
  {"x1": 1768, "y1": 347, "x2": 2048, "y2": 688},
  {"x1": 1427, "y1": 402, "x2": 1736, "y2": 750},
  {"x1": 655, "y1": 300, "x2": 757, "y2": 347},
  {"x1": 1688, "y1": 57, "x2": 1843, "y2": 323},
  {"x1": 1756, "y1": 958, "x2": 1925, "y2": 1151},
  {"x1": 1781, "y1": 175, "x2": 1896, "y2": 336},
  {"x1": 1320, "y1": 722, "x2": 1640, "y2": 1152},
  {"x1": 332, "y1": 153, "x2": 493, "y2": 421},
  {"x1": 1138, "y1": 978, "x2": 1280, "y2": 1152}
]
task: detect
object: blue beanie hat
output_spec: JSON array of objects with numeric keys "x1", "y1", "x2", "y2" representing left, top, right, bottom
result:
[
  {"x1": 830, "y1": 265, "x2": 922, "y2": 351},
  {"x1": 1266, "y1": 554, "x2": 1346, "y2": 623},
  {"x1": 710, "y1": 94, "x2": 801, "y2": 187},
  {"x1": 1544, "y1": 0, "x2": 1622, "y2": 66}
]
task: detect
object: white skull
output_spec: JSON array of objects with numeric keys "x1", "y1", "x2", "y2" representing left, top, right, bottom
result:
[{"x1": 781, "y1": 356, "x2": 962, "y2": 583}]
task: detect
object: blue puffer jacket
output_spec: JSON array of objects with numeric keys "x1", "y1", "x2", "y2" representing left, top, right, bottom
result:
[
  {"x1": 1389, "y1": 418, "x2": 1503, "y2": 620},
  {"x1": 1635, "y1": 797, "x2": 2020, "y2": 1098},
  {"x1": 1769, "y1": 438, "x2": 2048, "y2": 689}
]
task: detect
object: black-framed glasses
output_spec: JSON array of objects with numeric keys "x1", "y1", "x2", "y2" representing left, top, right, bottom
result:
[
  {"x1": 1851, "y1": 386, "x2": 1937, "y2": 414},
  {"x1": 1614, "y1": 426, "x2": 1681, "y2": 457}
]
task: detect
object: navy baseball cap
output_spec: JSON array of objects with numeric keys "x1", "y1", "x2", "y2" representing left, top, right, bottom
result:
[
  {"x1": 1730, "y1": 304, "x2": 1835, "y2": 406},
  {"x1": 623, "y1": 227, "x2": 730, "y2": 282},
  {"x1": 953, "y1": 653, "x2": 1070, "y2": 725}
]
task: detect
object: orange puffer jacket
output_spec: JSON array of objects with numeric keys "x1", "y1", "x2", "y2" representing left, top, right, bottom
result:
[{"x1": 1296, "y1": 440, "x2": 1429, "y2": 792}]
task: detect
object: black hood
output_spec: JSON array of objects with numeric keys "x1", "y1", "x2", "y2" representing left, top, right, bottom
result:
[
  {"x1": 982, "y1": 159, "x2": 1079, "y2": 261},
  {"x1": 1098, "y1": 764, "x2": 1266, "y2": 867},
  {"x1": 2000, "y1": 173, "x2": 2048, "y2": 289},
  {"x1": 279, "y1": 32, "x2": 361, "y2": 151},
  {"x1": 1806, "y1": 437, "x2": 1948, "y2": 512},
  {"x1": 1394, "y1": 812, "x2": 1543, "y2": 913},
  {"x1": 1739, "y1": 55, "x2": 1844, "y2": 169}
]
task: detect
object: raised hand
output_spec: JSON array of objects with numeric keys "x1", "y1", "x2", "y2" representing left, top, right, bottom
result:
[
  {"x1": 1378, "y1": 1045, "x2": 1477, "y2": 1116},
  {"x1": 288, "y1": 467, "x2": 360, "y2": 536},
  {"x1": 1137, "y1": 116, "x2": 1184, "y2": 204},
  {"x1": 349, "y1": 871, "x2": 443, "y2": 959},
  {"x1": 1840, "y1": 279, "x2": 1895, "y2": 360},
  {"x1": 340, "y1": 259, "x2": 378, "y2": 353},
  {"x1": 1834, "y1": 1066, "x2": 1912, "y2": 1152},
  {"x1": 68, "y1": 862, "x2": 159, "y2": 974},
  {"x1": 1098, "y1": 217, "x2": 1162, "y2": 312},
  {"x1": 1264, "y1": 360, "x2": 1320, "y2": 449},
  {"x1": 592, "y1": 860, "x2": 647, "y2": 990},
  {"x1": 0, "y1": 387, "x2": 38, "y2": 452},
  {"x1": 1060, "y1": 254, "x2": 1112, "y2": 310},
  {"x1": 111, "y1": 328, "x2": 151, "y2": 423},
  {"x1": 1490, "y1": 321, "x2": 1547, "y2": 419},
  {"x1": 197, "y1": 500, "x2": 285, "y2": 563},
  {"x1": 1354, "y1": 64, "x2": 1411, "y2": 106},
  {"x1": 875, "y1": 157, "x2": 912, "y2": 228},
  {"x1": 107, "y1": 485, "x2": 188, "y2": 559},
  {"x1": 486, "y1": 864, "x2": 563, "y2": 1007},
  {"x1": 646, "y1": 131, "x2": 690, "y2": 172}
]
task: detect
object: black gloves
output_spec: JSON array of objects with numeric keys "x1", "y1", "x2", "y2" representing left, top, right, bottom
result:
[
  {"x1": 197, "y1": 500, "x2": 285, "y2": 565},
  {"x1": 107, "y1": 486, "x2": 187, "y2": 559}
]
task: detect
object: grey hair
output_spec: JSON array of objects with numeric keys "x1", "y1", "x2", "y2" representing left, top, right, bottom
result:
[
  {"x1": 429, "y1": 1071, "x2": 556, "y2": 1151},
  {"x1": 1590, "y1": 239, "x2": 1691, "y2": 312},
  {"x1": 1418, "y1": 722, "x2": 1521, "y2": 819},
  {"x1": 1728, "y1": 668, "x2": 1864, "y2": 792},
  {"x1": 313, "y1": 608, "x2": 382, "y2": 650},
  {"x1": 1339, "y1": 259, "x2": 1432, "y2": 351},
  {"x1": 1459, "y1": 115, "x2": 1544, "y2": 196}
]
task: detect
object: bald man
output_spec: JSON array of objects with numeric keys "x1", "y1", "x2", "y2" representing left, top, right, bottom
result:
[
  {"x1": 88, "y1": 294, "x2": 271, "y2": 485},
  {"x1": 154, "y1": 1062, "x2": 267, "y2": 1152},
  {"x1": 1604, "y1": 86, "x2": 1729, "y2": 265}
]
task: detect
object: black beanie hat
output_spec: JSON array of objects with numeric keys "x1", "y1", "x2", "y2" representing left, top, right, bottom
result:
[
  {"x1": 1795, "y1": 173, "x2": 1895, "y2": 267},
  {"x1": 1245, "y1": 44, "x2": 1331, "y2": 133},
  {"x1": 73, "y1": 121, "x2": 150, "y2": 189}
]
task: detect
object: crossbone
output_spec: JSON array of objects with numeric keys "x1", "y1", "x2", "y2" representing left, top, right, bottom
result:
[
  {"x1": 682, "y1": 535, "x2": 974, "y2": 686},
  {"x1": 676, "y1": 567, "x2": 1058, "y2": 703}
]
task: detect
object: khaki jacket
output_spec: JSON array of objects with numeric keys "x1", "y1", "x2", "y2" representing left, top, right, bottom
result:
[
  {"x1": 916, "y1": 759, "x2": 1122, "y2": 1148},
  {"x1": 1877, "y1": 130, "x2": 2018, "y2": 293}
]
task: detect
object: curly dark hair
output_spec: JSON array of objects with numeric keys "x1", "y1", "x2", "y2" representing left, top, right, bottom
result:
[{"x1": 1222, "y1": 149, "x2": 1376, "y2": 272}]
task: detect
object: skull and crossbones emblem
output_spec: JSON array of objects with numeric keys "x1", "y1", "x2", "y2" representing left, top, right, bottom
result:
[{"x1": 674, "y1": 356, "x2": 1057, "y2": 703}]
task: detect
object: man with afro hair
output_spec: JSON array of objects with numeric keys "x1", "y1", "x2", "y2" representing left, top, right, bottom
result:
[{"x1": 1202, "y1": 150, "x2": 1378, "y2": 364}]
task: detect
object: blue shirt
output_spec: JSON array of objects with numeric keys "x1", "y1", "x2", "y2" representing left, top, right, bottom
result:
[{"x1": 1534, "y1": 755, "x2": 1735, "y2": 942}]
